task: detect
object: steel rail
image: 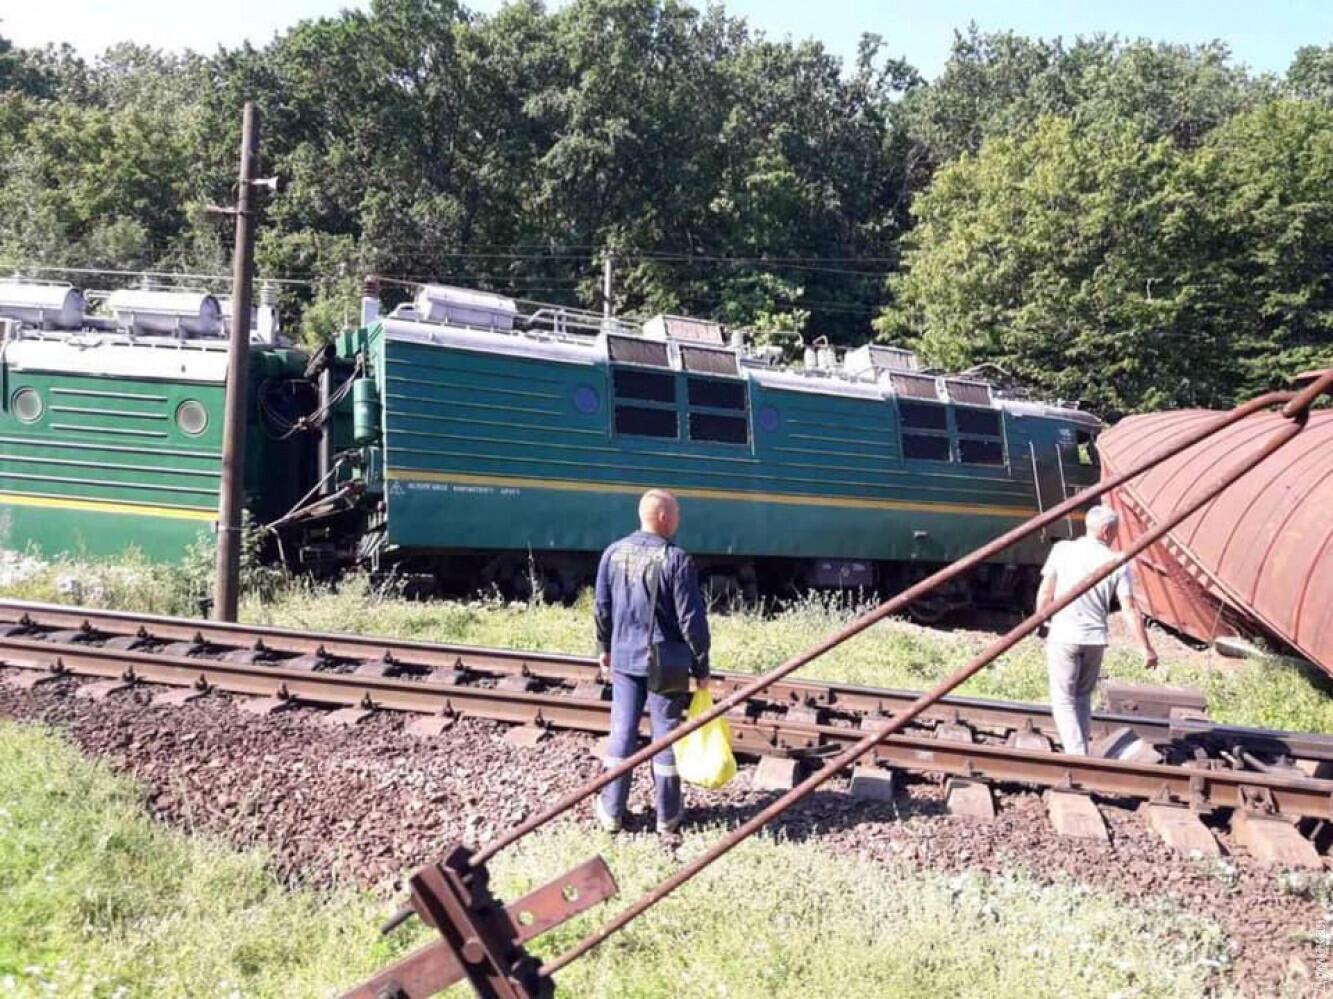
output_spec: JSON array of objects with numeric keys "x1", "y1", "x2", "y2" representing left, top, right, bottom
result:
[
  {"x1": 726, "y1": 719, "x2": 1333, "y2": 819},
  {"x1": 0, "y1": 637, "x2": 614, "y2": 730},
  {"x1": 535, "y1": 373, "x2": 1333, "y2": 977},
  {"x1": 7, "y1": 599, "x2": 1330, "y2": 760},
  {"x1": 471, "y1": 385, "x2": 1305, "y2": 869},
  {"x1": 0, "y1": 600, "x2": 588, "y2": 676},
  {"x1": 3, "y1": 633, "x2": 1330, "y2": 822}
]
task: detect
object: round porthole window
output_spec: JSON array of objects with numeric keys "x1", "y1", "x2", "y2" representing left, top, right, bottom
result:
[
  {"x1": 11, "y1": 387, "x2": 42, "y2": 424},
  {"x1": 573, "y1": 385, "x2": 601, "y2": 415},
  {"x1": 175, "y1": 399, "x2": 208, "y2": 436}
]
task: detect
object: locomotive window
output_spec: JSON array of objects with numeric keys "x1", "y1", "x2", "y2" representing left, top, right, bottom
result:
[
  {"x1": 1076, "y1": 430, "x2": 1097, "y2": 466},
  {"x1": 612, "y1": 368, "x2": 676, "y2": 404},
  {"x1": 687, "y1": 377, "x2": 746, "y2": 411},
  {"x1": 689, "y1": 412, "x2": 748, "y2": 444},
  {"x1": 898, "y1": 400, "x2": 948, "y2": 430},
  {"x1": 902, "y1": 433, "x2": 952, "y2": 461},
  {"x1": 954, "y1": 407, "x2": 1001, "y2": 437},
  {"x1": 614, "y1": 405, "x2": 678, "y2": 439},
  {"x1": 959, "y1": 438, "x2": 1004, "y2": 465}
]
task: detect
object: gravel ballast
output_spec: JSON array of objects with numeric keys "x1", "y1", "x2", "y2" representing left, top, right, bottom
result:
[{"x1": 1, "y1": 675, "x2": 1324, "y2": 996}]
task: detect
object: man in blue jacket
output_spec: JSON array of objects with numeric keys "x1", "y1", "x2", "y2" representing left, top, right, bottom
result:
[{"x1": 594, "y1": 489, "x2": 711, "y2": 837}]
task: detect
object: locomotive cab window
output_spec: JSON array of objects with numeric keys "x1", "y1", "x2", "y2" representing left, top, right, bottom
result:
[
  {"x1": 1076, "y1": 429, "x2": 1097, "y2": 466},
  {"x1": 897, "y1": 399, "x2": 951, "y2": 462},
  {"x1": 954, "y1": 405, "x2": 1006, "y2": 466},
  {"x1": 611, "y1": 366, "x2": 678, "y2": 439},
  {"x1": 687, "y1": 376, "x2": 750, "y2": 446}
]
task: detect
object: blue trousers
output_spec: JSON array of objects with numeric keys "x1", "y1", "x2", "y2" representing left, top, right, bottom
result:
[{"x1": 601, "y1": 671, "x2": 688, "y2": 829}]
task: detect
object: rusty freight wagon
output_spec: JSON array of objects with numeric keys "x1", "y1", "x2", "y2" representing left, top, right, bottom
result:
[{"x1": 1099, "y1": 401, "x2": 1333, "y2": 677}]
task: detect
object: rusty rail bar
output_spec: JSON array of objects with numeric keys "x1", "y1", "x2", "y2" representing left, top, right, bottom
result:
[
  {"x1": 4, "y1": 633, "x2": 1331, "y2": 818},
  {"x1": 470, "y1": 382, "x2": 1309, "y2": 868},
  {"x1": 537, "y1": 372, "x2": 1333, "y2": 977},
  {"x1": 5, "y1": 598, "x2": 1287, "y2": 751}
]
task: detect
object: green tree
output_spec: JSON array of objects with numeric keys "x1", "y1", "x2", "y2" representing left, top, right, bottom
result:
[
  {"x1": 880, "y1": 103, "x2": 1333, "y2": 414},
  {"x1": 902, "y1": 26, "x2": 1265, "y2": 167},
  {"x1": 877, "y1": 116, "x2": 1216, "y2": 414},
  {"x1": 1287, "y1": 44, "x2": 1333, "y2": 103},
  {"x1": 1176, "y1": 100, "x2": 1333, "y2": 396}
]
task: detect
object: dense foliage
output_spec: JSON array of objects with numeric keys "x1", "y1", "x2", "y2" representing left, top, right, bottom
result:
[{"x1": 0, "y1": 5, "x2": 1330, "y2": 413}]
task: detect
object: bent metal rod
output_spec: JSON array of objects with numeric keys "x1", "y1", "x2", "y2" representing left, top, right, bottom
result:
[
  {"x1": 361, "y1": 370, "x2": 1332, "y2": 997},
  {"x1": 472, "y1": 371, "x2": 1333, "y2": 872}
]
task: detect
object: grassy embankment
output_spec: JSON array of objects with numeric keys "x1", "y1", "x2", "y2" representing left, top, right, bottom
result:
[
  {"x1": 3, "y1": 550, "x2": 1329, "y2": 734},
  {"x1": 2, "y1": 720, "x2": 1228, "y2": 998}
]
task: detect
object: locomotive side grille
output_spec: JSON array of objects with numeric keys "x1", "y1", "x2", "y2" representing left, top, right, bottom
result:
[
  {"x1": 680, "y1": 346, "x2": 739, "y2": 376},
  {"x1": 890, "y1": 372, "x2": 940, "y2": 400},
  {"x1": 607, "y1": 335, "x2": 670, "y2": 367}
]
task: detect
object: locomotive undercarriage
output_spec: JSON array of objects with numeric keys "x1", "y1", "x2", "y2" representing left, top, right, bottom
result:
[{"x1": 281, "y1": 513, "x2": 1040, "y2": 619}]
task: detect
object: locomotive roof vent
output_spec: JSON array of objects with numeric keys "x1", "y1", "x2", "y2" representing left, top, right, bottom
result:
[
  {"x1": 889, "y1": 371, "x2": 944, "y2": 401},
  {"x1": 0, "y1": 280, "x2": 87, "y2": 330},
  {"x1": 413, "y1": 284, "x2": 517, "y2": 331},
  {"x1": 642, "y1": 314, "x2": 726, "y2": 346},
  {"x1": 219, "y1": 286, "x2": 281, "y2": 345},
  {"x1": 106, "y1": 289, "x2": 223, "y2": 338},
  {"x1": 944, "y1": 378, "x2": 994, "y2": 406},
  {"x1": 842, "y1": 344, "x2": 921, "y2": 381}
]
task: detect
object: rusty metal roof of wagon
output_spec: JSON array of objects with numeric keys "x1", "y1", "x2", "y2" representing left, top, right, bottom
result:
[{"x1": 1099, "y1": 408, "x2": 1333, "y2": 677}]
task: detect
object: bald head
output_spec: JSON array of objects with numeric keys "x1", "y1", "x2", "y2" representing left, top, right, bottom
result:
[{"x1": 638, "y1": 489, "x2": 680, "y2": 538}]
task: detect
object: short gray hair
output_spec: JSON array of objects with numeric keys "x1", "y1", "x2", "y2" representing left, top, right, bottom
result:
[{"x1": 1085, "y1": 504, "x2": 1119, "y2": 535}]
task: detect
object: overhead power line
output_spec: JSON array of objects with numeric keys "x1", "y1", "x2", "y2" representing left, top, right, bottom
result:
[{"x1": 9, "y1": 264, "x2": 313, "y2": 287}]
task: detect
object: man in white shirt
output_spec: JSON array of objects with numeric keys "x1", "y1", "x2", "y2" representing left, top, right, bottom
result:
[{"x1": 1036, "y1": 505, "x2": 1158, "y2": 755}]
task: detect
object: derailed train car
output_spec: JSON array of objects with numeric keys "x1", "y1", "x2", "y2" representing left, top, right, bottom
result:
[
  {"x1": 289, "y1": 283, "x2": 1102, "y2": 608},
  {"x1": 1099, "y1": 404, "x2": 1333, "y2": 678},
  {"x1": 0, "y1": 277, "x2": 1102, "y2": 609}
]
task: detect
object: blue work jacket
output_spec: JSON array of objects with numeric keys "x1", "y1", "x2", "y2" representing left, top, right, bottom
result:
[{"x1": 593, "y1": 530, "x2": 711, "y2": 678}]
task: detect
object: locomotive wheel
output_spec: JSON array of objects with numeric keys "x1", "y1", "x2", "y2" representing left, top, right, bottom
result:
[{"x1": 906, "y1": 594, "x2": 950, "y2": 624}]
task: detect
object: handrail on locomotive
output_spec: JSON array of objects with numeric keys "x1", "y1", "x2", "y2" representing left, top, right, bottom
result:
[{"x1": 346, "y1": 370, "x2": 1333, "y2": 999}]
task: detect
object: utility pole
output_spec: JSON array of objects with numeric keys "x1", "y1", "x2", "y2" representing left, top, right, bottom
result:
[
  {"x1": 213, "y1": 103, "x2": 261, "y2": 622},
  {"x1": 602, "y1": 253, "x2": 614, "y2": 320}
]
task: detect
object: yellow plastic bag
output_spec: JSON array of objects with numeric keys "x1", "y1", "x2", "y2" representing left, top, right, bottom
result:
[{"x1": 674, "y1": 689, "x2": 737, "y2": 789}]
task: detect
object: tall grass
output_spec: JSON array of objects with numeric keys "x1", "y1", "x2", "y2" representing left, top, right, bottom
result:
[{"x1": 3, "y1": 549, "x2": 1330, "y2": 734}]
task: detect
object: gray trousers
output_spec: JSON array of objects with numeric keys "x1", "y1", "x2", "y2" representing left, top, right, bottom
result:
[{"x1": 1046, "y1": 642, "x2": 1106, "y2": 755}]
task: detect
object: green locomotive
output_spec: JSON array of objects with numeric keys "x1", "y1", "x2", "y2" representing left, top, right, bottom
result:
[
  {"x1": 306, "y1": 283, "x2": 1101, "y2": 609},
  {"x1": 0, "y1": 280, "x2": 312, "y2": 562},
  {"x1": 0, "y1": 278, "x2": 1100, "y2": 610}
]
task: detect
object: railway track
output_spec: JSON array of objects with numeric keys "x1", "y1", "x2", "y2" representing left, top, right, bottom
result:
[{"x1": 1, "y1": 598, "x2": 1329, "y2": 864}]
